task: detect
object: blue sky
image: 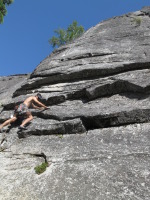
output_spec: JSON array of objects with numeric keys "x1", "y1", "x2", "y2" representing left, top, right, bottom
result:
[{"x1": 0, "y1": 0, "x2": 149, "y2": 76}]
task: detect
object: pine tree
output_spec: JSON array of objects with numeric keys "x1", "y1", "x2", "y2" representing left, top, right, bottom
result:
[
  {"x1": 49, "y1": 21, "x2": 85, "y2": 48},
  {"x1": 0, "y1": 0, "x2": 13, "y2": 23}
]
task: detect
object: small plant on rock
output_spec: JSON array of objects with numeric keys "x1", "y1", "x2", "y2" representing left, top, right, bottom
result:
[
  {"x1": 34, "y1": 162, "x2": 49, "y2": 175},
  {"x1": 131, "y1": 17, "x2": 142, "y2": 26}
]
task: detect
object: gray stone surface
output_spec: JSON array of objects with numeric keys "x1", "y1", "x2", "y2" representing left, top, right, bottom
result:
[
  {"x1": 0, "y1": 7, "x2": 150, "y2": 200},
  {"x1": 0, "y1": 74, "x2": 28, "y2": 105},
  {"x1": 1, "y1": 123, "x2": 150, "y2": 200}
]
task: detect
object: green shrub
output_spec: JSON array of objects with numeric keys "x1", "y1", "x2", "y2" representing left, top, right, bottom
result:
[
  {"x1": 131, "y1": 17, "x2": 142, "y2": 26},
  {"x1": 34, "y1": 162, "x2": 49, "y2": 175}
]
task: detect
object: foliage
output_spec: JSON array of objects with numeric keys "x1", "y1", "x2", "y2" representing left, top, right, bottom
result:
[
  {"x1": 131, "y1": 17, "x2": 141, "y2": 26},
  {"x1": 34, "y1": 162, "x2": 49, "y2": 175},
  {"x1": 49, "y1": 21, "x2": 85, "y2": 48},
  {"x1": 0, "y1": 0, "x2": 13, "y2": 24}
]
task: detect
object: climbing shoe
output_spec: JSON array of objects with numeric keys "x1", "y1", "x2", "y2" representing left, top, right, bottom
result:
[{"x1": 18, "y1": 126, "x2": 27, "y2": 130}]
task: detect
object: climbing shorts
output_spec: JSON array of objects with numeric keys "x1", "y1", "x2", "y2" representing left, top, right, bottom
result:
[{"x1": 14, "y1": 103, "x2": 29, "y2": 116}]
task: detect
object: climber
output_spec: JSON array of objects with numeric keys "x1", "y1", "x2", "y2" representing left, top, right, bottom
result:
[{"x1": 0, "y1": 93, "x2": 48, "y2": 132}]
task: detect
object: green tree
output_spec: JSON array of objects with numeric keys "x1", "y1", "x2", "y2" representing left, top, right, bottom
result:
[
  {"x1": 49, "y1": 21, "x2": 85, "y2": 48},
  {"x1": 0, "y1": 0, "x2": 13, "y2": 24}
]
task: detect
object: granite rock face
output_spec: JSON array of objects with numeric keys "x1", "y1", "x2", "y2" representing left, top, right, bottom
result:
[{"x1": 1, "y1": 7, "x2": 150, "y2": 200}]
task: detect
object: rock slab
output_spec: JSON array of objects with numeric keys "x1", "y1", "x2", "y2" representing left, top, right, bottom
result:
[{"x1": 0, "y1": 7, "x2": 150, "y2": 200}]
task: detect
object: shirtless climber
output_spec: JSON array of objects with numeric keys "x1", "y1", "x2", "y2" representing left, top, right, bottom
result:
[{"x1": 0, "y1": 93, "x2": 48, "y2": 132}]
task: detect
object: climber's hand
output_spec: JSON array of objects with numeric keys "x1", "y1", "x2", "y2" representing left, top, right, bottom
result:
[{"x1": 41, "y1": 107, "x2": 49, "y2": 111}]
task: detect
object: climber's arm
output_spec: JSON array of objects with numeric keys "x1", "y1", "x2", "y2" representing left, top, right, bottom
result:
[
  {"x1": 32, "y1": 97, "x2": 48, "y2": 109},
  {"x1": 31, "y1": 103, "x2": 44, "y2": 110}
]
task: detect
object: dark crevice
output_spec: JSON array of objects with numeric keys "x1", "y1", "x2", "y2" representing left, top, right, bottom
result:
[
  {"x1": 33, "y1": 153, "x2": 48, "y2": 163},
  {"x1": 81, "y1": 117, "x2": 150, "y2": 131},
  {"x1": 22, "y1": 152, "x2": 48, "y2": 163},
  {"x1": 81, "y1": 116, "x2": 117, "y2": 130},
  {"x1": 30, "y1": 71, "x2": 62, "y2": 79},
  {"x1": 81, "y1": 109, "x2": 150, "y2": 131}
]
